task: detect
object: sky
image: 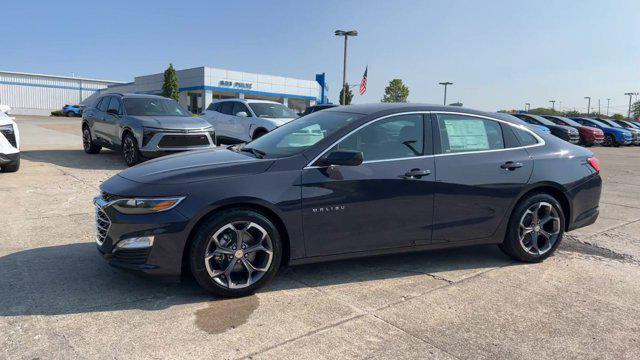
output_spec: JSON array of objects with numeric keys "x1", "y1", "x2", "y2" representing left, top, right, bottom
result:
[{"x1": 3, "y1": 0, "x2": 639, "y2": 113}]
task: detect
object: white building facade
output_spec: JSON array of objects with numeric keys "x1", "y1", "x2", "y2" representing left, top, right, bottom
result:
[
  {"x1": 0, "y1": 71, "x2": 123, "y2": 115},
  {"x1": 99, "y1": 66, "x2": 323, "y2": 114}
]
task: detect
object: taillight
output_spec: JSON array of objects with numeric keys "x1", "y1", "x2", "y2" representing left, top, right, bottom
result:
[{"x1": 587, "y1": 157, "x2": 600, "y2": 173}]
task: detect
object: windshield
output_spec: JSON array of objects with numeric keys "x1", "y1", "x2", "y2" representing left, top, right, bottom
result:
[
  {"x1": 528, "y1": 115, "x2": 556, "y2": 126},
  {"x1": 586, "y1": 119, "x2": 609, "y2": 128},
  {"x1": 601, "y1": 119, "x2": 622, "y2": 128},
  {"x1": 123, "y1": 98, "x2": 191, "y2": 117},
  {"x1": 552, "y1": 116, "x2": 582, "y2": 127},
  {"x1": 241, "y1": 110, "x2": 363, "y2": 158},
  {"x1": 248, "y1": 102, "x2": 298, "y2": 119}
]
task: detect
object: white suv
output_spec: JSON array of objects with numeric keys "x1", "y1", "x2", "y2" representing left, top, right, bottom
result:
[
  {"x1": 0, "y1": 107, "x2": 20, "y2": 172},
  {"x1": 201, "y1": 99, "x2": 298, "y2": 144}
]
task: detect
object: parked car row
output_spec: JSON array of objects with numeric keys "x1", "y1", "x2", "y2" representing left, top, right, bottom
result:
[{"x1": 510, "y1": 112, "x2": 640, "y2": 148}]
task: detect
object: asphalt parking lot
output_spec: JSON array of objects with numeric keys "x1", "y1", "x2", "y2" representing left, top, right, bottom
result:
[{"x1": 1, "y1": 116, "x2": 640, "y2": 359}]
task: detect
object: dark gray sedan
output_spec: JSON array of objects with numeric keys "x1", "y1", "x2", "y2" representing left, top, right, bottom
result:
[
  {"x1": 82, "y1": 93, "x2": 216, "y2": 166},
  {"x1": 95, "y1": 104, "x2": 602, "y2": 297}
]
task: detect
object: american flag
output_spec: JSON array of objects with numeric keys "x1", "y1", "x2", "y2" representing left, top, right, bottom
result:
[{"x1": 359, "y1": 66, "x2": 368, "y2": 95}]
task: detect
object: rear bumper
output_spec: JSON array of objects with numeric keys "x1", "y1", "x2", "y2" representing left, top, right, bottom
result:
[{"x1": 567, "y1": 174, "x2": 602, "y2": 231}]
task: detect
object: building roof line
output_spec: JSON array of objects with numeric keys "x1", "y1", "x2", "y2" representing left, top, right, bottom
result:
[{"x1": 0, "y1": 70, "x2": 125, "y2": 84}]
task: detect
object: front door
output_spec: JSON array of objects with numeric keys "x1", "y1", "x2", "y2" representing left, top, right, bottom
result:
[
  {"x1": 301, "y1": 113, "x2": 435, "y2": 256},
  {"x1": 431, "y1": 113, "x2": 534, "y2": 243}
]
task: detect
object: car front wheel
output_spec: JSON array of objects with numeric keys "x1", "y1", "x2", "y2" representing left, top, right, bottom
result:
[
  {"x1": 122, "y1": 133, "x2": 142, "y2": 166},
  {"x1": 499, "y1": 193, "x2": 565, "y2": 262},
  {"x1": 189, "y1": 209, "x2": 282, "y2": 298}
]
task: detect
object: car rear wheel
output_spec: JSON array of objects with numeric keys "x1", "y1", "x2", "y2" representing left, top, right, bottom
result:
[
  {"x1": 499, "y1": 193, "x2": 565, "y2": 262},
  {"x1": 1, "y1": 154, "x2": 20, "y2": 173},
  {"x1": 82, "y1": 127, "x2": 101, "y2": 154},
  {"x1": 189, "y1": 209, "x2": 282, "y2": 298},
  {"x1": 122, "y1": 133, "x2": 142, "y2": 166}
]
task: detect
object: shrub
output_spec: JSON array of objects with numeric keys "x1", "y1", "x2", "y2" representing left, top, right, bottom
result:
[{"x1": 50, "y1": 110, "x2": 64, "y2": 116}]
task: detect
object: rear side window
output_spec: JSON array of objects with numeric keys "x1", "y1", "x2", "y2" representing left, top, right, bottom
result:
[
  {"x1": 437, "y1": 114, "x2": 504, "y2": 153},
  {"x1": 97, "y1": 97, "x2": 110, "y2": 112},
  {"x1": 219, "y1": 102, "x2": 234, "y2": 115},
  {"x1": 512, "y1": 127, "x2": 539, "y2": 146}
]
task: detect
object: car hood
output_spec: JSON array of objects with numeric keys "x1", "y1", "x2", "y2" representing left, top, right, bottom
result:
[
  {"x1": 129, "y1": 115, "x2": 212, "y2": 130},
  {"x1": 113, "y1": 148, "x2": 273, "y2": 185}
]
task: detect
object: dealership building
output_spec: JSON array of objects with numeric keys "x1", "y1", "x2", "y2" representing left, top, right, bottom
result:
[{"x1": 0, "y1": 67, "x2": 325, "y2": 116}]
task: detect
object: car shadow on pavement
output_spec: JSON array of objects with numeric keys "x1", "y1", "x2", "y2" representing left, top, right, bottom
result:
[
  {"x1": 0, "y1": 243, "x2": 514, "y2": 317},
  {"x1": 21, "y1": 149, "x2": 127, "y2": 170}
]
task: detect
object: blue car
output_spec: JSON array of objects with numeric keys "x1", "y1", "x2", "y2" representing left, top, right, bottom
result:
[
  {"x1": 571, "y1": 117, "x2": 632, "y2": 147},
  {"x1": 62, "y1": 104, "x2": 83, "y2": 117}
]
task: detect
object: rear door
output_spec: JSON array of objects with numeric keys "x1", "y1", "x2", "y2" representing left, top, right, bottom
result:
[
  {"x1": 431, "y1": 113, "x2": 534, "y2": 243},
  {"x1": 301, "y1": 113, "x2": 435, "y2": 256}
]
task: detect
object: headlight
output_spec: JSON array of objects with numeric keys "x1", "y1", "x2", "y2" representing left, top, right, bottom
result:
[
  {"x1": 0, "y1": 124, "x2": 14, "y2": 133},
  {"x1": 111, "y1": 197, "x2": 185, "y2": 214},
  {"x1": 142, "y1": 127, "x2": 157, "y2": 146}
]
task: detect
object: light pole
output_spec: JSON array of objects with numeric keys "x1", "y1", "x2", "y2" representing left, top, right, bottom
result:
[
  {"x1": 584, "y1": 96, "x2": 591, "y2": 115},
  {"x1": 525, "y1": 103, "x2": 530, "y2": 112},
  {"x1": 335, "y1": 30, "x2": 358, "y2": 105},
  {"x1": 598, "y1": 99, "x2": 601, "y2": 116},
  {"x1": 625, "y1": 92, "x2": 636, "y2": 120},
  {"x1": 439, "y1": 82, "x2": 453, "y2": 105},
  {"x1": 606, "y1": 98, "x2": 610, "y2": 116},
  {"x1": 549, "y1": 100, "x2": 556, "y2": 111}
]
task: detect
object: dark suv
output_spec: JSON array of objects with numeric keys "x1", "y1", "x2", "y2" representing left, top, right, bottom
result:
[{"x1": 82, "y1": 94, "x2": 216, "y2": 166}]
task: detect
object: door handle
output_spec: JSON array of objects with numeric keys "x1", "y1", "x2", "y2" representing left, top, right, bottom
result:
[
  {"x1": 403, "y1": 168, "x2": 431, "y2": 179},
  {"x1": 501, "y1": 161, "x2": 523, "y2": 170}
]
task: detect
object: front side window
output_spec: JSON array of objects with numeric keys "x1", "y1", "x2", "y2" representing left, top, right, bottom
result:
[
  {"x1": 232, "y1": 102, "x2": 251, "y2": 117},
  {"x1": 123, "y1": 98, "x2": 191, "y2": 117},
  {"x1": 332, "y1": 114, "x2": 424, "y2": 161},
  {"x1": 245, "y1": 110, "x2": 362, "y2": 158},
  {"x1": 248, "y1": 102, "x2": 298, "y2": 119},
  {"x1": 97, "y1": 97, "x2": 110, "y2": 112},
  {"x1": 106, "y1": 97, "x2": 121, "y2": 114},
  {"x1": 438, "y1": 114, "x2": 504, "y2": 153}
]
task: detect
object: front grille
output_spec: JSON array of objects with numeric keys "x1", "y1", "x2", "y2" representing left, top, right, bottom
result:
[
  {"x1": 95, "y1": 205, "x2": 111, "y2": 246},
  {"x1": 158, "y1": 134, "x2": 209, "y2": 148},
  {"x1": 0, "y1": 130, "x2": 16, "y2": 148},
  {"x1": 112, "y1": 248, "x2": 150, "y2": 264},
  {"x1": 569, "y1": 133, "x2": 580, "y2": 143}
]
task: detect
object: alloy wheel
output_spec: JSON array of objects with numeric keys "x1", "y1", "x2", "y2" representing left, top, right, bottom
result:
[
  {"x1": 123, "y1": 137, "x2": 136, "y2": 164},
  {"x1": 204, "y1": 221, "x2": 274, "y2": 289},
  {"x1": 518, "y1": 202, "x2": 560, "y2": 256},
  {"x1": 83, "y1": 129, "x2": 91, "y2": 151}
]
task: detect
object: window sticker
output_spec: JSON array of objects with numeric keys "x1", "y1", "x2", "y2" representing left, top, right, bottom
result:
[{"x1": 443, "y1": 119, "x2": 490, "y2": 152}]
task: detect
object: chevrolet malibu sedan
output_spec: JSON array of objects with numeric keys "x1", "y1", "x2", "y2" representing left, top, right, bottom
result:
[{"x1": 95, "y1": 104, "x2": 602, "y2": 297}]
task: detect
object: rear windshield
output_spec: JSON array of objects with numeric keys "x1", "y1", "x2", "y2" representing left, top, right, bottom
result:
[{"x1": 123, "y1": 98, "x2": 191, "y2": 117}]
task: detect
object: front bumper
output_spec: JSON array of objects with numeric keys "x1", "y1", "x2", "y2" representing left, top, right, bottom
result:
[
  {"x1": 0, "y1": 152, "x2": 19, "y2": 165},
  {"x1": 139, "y1": 130, "x2": 216, "y2": 155},
  {"x1": 93, "y1": 195, "x2": 191, "y2": 278}
]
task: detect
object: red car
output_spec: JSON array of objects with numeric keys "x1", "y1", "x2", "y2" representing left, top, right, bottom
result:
[{"x1": 544, "y1": 115, "x2": 604, "y2": 146}]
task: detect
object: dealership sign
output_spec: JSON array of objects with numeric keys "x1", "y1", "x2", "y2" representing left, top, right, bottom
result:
[{"x1": 218, "y1": 80, "x2": 253, "y2": 89}]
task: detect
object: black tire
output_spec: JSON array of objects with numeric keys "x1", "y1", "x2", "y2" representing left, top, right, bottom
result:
[
  {"x1": 82, "y1": 126, "x2": 101, "y2": 154},
  {"x1": 189, "y1": 209, "x2": 282, "y2": 298},
  {"x1": 1, "y1": 154, "x2": 20, "y2": 172},
  {"x1": 499, "y1": 193, "x2": 565, "y2": 263},
  {"x1": 66, "y1": 111, "x2": 74, "y2": 117},
  {"x1": 602, "y1": 134, "x2": 615, "y2": 147},
  {"x1": 252, "y1": 129, "x2": 268, "y2": 140},
  {"x1": 122, "y1": 132, "x2": 142, "y2": 167}
]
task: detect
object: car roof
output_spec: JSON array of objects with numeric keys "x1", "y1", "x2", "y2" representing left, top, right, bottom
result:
[
  {"x1": 100, "y1": 93, "x2": 168, "y2": 100},
  {"x1": 328, "y1": 103, "x2": 526, "y2": 126}
]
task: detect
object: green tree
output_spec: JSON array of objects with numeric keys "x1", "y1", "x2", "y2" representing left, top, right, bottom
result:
[
  {"x1": 632, "y1": 100, "x2": 640, "y2": 120},
  {"x1": 339, "y1": 84, "x2": 353, "y2": 105},
  {"x1": 381, "y1": 79, "x2": 409, "y2": 103},
  {"x1": 527, "y1": 107, "x2": 558, "y2": 116},
  {"x1": 563, "y1": 110, "x2": 581, "y2": 117},
  {"x1": 161, "y1": 63, "x2": 179, "y2": 101},
  {"x1": 611, "y1": 113, "x2": 625, "y2": 120}
]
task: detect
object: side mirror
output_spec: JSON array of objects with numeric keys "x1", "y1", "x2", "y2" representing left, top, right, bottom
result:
[
  {"x1": 318, "y1": 150, "x2": 363, "y2": 167},
  {"x1": 236, "y1": 111, "x2": 248, "y2": 117},
  {"x1": 106, "y1": 109, "x2": 119, "y2": 116}
]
